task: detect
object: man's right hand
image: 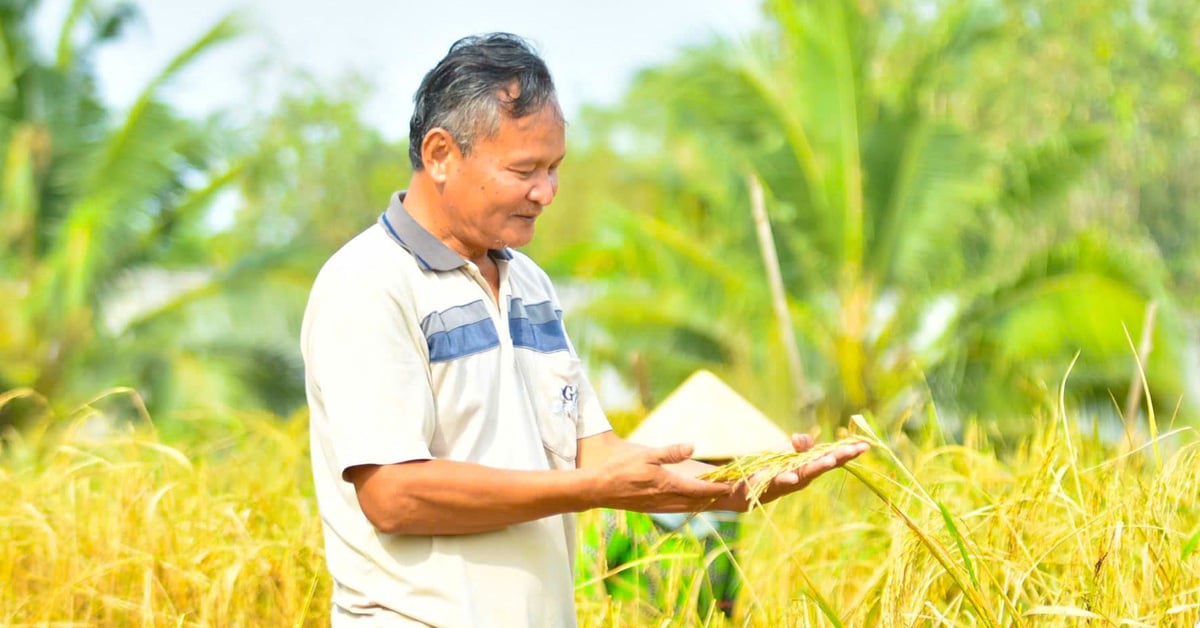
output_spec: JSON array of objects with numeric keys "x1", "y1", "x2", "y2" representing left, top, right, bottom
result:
[{"x1": 582, "y1": 440, "x2": 733, "y2": 513}]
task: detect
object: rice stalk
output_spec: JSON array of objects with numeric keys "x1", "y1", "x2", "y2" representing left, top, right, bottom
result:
[{"x1": 845, "y1": 464, "x2": 1005, "y2": 628}]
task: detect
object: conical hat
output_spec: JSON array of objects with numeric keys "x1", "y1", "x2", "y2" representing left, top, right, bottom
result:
[{"x1": 627, "y1": 370, "x2": 791, "y2": 460}]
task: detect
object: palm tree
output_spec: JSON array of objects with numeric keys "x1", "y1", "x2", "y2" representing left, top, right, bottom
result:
[
  {"x1": 0, "y1": 0, "x2": 306, "y2": 425},
  {"x1": 540, "y1": 0, "x2": 1189, "y2": 429}
]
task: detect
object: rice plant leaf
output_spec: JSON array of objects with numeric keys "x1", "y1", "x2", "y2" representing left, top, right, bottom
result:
[
  {"x1": 938, "y1": 501, "x2": 979, "y2": 589},
  {"x1": 1181, "y1": 527, "x2": 1200, "y2": 561},
  {"x1": 849, "y1": 414, "x2": 937, "y2": 508},
  {"x1": 1122, "y1": 323, "x2": 1161, "y2": 472},
  {"x1": 845, "y1": 466, "x2": 1001, "y2": 627},
  {"x1": 792, "y1": 561, "x2": 845, "y2": 628},
  {"x1": 0, "y1": 388, "x2": 39, "y2": 410},
  {"x1": 1057, "y1": 352, "x2": 1087, "y2": 510},
  {"x1": 1023, "y1": 606, "x2": 1105, "y2": 620},
  {"x1": 105, "y1": 439, "x2": 193, "y2": 471}
]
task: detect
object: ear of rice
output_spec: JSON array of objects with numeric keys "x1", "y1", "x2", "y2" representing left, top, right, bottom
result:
[{"x1": 698, "y1": 436, "x2": 872, "y2": 506}]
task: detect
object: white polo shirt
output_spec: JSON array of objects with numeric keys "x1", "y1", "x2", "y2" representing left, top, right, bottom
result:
[{"x1": 302, "y1": 192, "x2": 612, "y2": 627}]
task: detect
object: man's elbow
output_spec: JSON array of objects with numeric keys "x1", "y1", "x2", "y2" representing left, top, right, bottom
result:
[
  {"x1": 356, "y1": 483, "x2": 436, "y2": 535},
  {"x1": 359, "y1": 499, "x2": 422, "y2": 535},
  {"x1": 347, "y1": 463, "x2": 425, "y2": 535}
]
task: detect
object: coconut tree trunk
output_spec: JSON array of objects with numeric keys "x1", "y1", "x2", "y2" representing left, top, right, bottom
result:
[{"x1": 748, "y1": 174, "x2": 809, "y2": 413}]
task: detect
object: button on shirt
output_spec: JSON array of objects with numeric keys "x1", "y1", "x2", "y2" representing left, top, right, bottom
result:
[{"x1": 302, "y1": 192, "x2": 612, "y2": 627}]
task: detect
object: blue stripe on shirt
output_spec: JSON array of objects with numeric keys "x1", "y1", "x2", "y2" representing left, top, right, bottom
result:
[
  {"x1": 427, "y1": 318, "x2": 500, "y2": 362},
  {"x1": 509, "y1": 298, "x2": 569, "y2": 354}
]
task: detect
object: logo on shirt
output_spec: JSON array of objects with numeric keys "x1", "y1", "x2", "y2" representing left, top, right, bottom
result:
[{"x1": 555, "y1": 384, "x2": 579, "y2": 420}]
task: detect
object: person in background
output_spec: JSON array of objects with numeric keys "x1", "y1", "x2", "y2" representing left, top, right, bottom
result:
[
  {"x1": 301, "y1": 32, "x2": 869, "y2": 627},
  {"x1": 581, "y1": 498, "x2": 743, "y2": 619}
]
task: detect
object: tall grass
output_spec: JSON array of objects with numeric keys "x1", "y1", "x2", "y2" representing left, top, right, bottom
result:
[
  {"x1": 576, "y1": 411, "x2": 1200, "y2": 626},
  {"x1": 3, "y1": 390, "x2": 1198, "y2": 626},
  {"x1": 0, "y1": 390, "x2": 328, "y2": 626}
]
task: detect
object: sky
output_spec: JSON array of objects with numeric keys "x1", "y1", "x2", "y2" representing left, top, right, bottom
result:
[{"x1": 37, "y1": 0, "x2": 764, "y2": 139}]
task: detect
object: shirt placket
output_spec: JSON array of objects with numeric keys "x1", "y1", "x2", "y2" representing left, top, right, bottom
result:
[{"x1": 461, "y1": 260, "x2": 512, "y2": 348}]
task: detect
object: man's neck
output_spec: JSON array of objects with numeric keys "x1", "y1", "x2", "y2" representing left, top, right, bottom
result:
[{"x1": 402, "y1": 175, "x2": 489, "y2": 266}]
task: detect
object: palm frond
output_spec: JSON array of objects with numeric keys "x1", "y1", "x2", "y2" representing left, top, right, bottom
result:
[
  {"x1": 53, "y1": 0, "x2": 90, "y2": 69},
  {"x1": 998, "y1": 127, "x2": 1108, "y2": 211},
  {"x1": 98, "y1": 12, "x2": 243, "y2": 179},
  {"x1": 865, "y1": 120, "x2": 988, "y2": 289}
]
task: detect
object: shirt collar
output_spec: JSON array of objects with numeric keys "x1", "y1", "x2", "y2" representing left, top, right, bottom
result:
[{"x1": 379, "y1": 191, "x2": 513, "y2": 271}]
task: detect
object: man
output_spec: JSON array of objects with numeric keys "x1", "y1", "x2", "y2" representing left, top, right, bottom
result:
[{"x1": 301, "y1": 33, "x2": 868, "y2": 627}]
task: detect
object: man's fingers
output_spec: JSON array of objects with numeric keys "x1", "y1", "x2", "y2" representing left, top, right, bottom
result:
[
  {"x1": 674, "y1": 474, "x2": 734, "y2": 498},
  {"x1": 832, "y1": 441, "x2": 870, "y2": 463},
  {"x1": 793, "y1": 440, "x2": 869, "y2": 472},
  {"x1": 792, "y1": 442, "x2": 869, "y2": 479},
  {"x1": 774, "y1": 471, "x2": 800, "y2": 485},
  {"x1": 646, "y1": 443, "x2": 695, "y2": 465},
  {"x1": 791, "y1": 433, "x2": 814, "y2": 453},
  {"x1": 766, "y1": 442, "x2": 871, "y2": 483}
]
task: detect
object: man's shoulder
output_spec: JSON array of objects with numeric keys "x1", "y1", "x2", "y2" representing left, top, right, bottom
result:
[
  {"x1": 311, "y1": 225, "x2": 419, "y2": 297},
  {"x1": 320, "y1": 224, "x2": 411, "y2": 277}
]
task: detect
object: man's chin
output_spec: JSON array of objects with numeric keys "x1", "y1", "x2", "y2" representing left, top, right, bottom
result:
[{"x1": 498, "y1": 228, "x2": 535, "y2": 249}]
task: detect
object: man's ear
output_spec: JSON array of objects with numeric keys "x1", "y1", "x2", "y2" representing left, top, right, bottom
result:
[{"x1": 421, "y1": 128, "x2": 459, "y2": 183}]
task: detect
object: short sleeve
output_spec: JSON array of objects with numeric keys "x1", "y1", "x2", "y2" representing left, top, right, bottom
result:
[
  {"x1": 303, "y1": 261, "x2": 435, "y2": 476},
  {"x1": 573, "y1": 368, "x2": 613, "y2": 439},
  {"x1": 562, "y1": 323, "x2": 612, "y2": 440}
]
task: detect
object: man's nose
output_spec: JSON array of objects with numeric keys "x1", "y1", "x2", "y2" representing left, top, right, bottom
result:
[{"x1": 528, "y1": 172, "x2": 558, "y2": 206}]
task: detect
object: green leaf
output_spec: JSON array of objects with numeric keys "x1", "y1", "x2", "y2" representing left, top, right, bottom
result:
[
  {"x1": 938, "y1": 500, "x2": 979, "y2": 589},
  {"x1": 1181, "y1": 527, "x2": 1200, "y2": 561}
]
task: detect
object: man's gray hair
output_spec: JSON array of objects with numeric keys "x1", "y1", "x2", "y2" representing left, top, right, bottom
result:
[{"x1": 409, "y1": 33, "x2": 560, "y2": 170}]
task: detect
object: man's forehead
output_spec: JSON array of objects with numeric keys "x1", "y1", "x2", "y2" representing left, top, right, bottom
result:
[
  {"x1": 475, "y1": 105, "x2": 566, "y2": 152},
  {"x1": 506, "y1": 107, "x2": 565, "y2": 132}
]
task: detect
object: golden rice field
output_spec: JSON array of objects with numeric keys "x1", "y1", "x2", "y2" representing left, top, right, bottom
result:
[{"x1": 2, "y1": 389, "x2": 1198, "y2": 627}]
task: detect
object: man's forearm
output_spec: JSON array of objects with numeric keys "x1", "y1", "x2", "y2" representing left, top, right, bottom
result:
[{"x1": 350, "y1": 459, "x2": 598, "y2": 536}]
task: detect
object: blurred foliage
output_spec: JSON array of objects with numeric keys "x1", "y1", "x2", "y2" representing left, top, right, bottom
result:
[
  {"x1": 1, "y1": 0, "x2": 1198, "y2": 433},
  {"x1": 0, "y1": 0, "x2": 264, "y2": 424},
  {"x1": 956, "y1": 0, "x2": 1200, "y2": 302},
  {"x1": 0, "y1": 1, "x2": 407, "y2": 427},
  {"x1": 535, "y1": 0, "x2": 1198, "y2": 431}
]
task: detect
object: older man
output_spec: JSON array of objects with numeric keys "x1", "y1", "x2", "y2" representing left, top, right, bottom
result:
[{"x1": 301, "y1": 33, "x2": 868, "y2": 627}]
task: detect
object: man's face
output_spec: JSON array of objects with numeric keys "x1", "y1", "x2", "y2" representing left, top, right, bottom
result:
[{"x1": 441, "y1": 102, "x2": 566, "y2": 256}]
